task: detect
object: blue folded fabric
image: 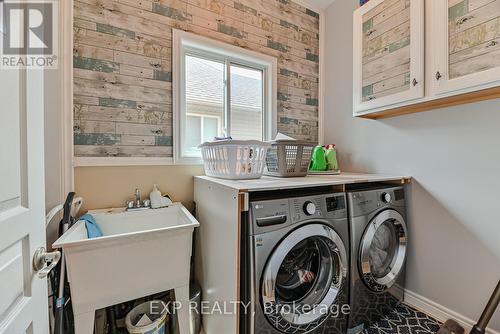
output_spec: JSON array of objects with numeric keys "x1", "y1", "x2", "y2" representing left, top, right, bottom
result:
[{"x1": 80, "y1": 214, "x2": 103, "y2": 238}]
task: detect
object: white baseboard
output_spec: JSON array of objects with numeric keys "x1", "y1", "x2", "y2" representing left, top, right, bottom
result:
[{"x1": 404, "y1": 289, "x2": 500, "y2": 334}]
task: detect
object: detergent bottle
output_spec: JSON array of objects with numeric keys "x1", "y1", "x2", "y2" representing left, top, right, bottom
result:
[
  {"x1": 325, "y1": 144, "x2": 339, "y2": 171},
  {"x1": 310, "y1": 145, "x2": 327, "y2": 171}
]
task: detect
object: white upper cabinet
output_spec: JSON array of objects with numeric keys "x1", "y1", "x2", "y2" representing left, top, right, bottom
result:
[
  {"x1": 353, "y1": 0, "x2": 425, "y2": 115},
  {"x1": 352, "y1": 0, "x2": 500, "y2": 118},
  {"x1": 430, "y1": 0, "x2": 500, "y2": 95}
]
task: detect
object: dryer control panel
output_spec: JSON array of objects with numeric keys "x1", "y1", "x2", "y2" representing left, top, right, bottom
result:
[{"x1": 347, "y1": 186, "x2": 405, "y2": 217}]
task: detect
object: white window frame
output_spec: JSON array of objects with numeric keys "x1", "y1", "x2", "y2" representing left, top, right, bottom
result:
[{"x1": 173, "y1": 29, "x2": 278, "y2": 164}]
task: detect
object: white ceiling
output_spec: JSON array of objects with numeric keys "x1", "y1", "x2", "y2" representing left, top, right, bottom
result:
[
  {"x1": 296, "y1": 0, "x2": 336, "y2": 11},
  {"x1": 311, "y1": 0, "x2": 337, "y2": 9}
]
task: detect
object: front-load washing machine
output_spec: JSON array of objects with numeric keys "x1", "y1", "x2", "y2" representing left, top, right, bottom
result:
[
  {"x1": 247, "y1": 191, "x2": 350, "y2": 334},
  {"x1": 347, "y1": 186, "x2": 408, "y2": 333}
]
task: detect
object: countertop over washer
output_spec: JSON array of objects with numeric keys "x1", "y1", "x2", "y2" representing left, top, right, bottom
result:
[{"x1": 194, "y1": 172, "x2": 412, "y2": 192}]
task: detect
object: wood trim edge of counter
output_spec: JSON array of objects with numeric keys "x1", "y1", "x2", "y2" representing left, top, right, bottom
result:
[
  {"x1": 359, "y1": 86, "x2": 500, "y2": 120},
  {"x1": 194, "y1": 174, "x2": 412, "y2": 192}
]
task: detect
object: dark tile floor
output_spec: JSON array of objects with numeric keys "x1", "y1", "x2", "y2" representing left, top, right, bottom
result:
[{"x1": 363, "y1": 303, "x2": 442, "y2": 334}]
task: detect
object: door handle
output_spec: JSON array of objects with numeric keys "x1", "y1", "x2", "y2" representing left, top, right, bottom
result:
[
  {"x1": 33, "y1": 247, "x2": 61, "y2": 279},
  {"x1": 256, "y1": 215, "x2": 287, "y2": 227}
]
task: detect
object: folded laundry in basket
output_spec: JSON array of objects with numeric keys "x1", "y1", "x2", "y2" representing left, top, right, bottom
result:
[{"x1": 80, "y1": 214, "x2": 103, "y2": 238}]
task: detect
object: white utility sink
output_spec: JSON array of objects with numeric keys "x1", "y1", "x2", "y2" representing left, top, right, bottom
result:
[{"x1": 53, "y1": 204, "x2": 199, "y2": 334}]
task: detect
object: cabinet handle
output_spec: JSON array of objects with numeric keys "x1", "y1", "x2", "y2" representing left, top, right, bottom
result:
[
  {"x1": 435, "y1": 71, "x2": 442, "y2": 81},
  {"x1": 368, "y1": 96, "x2": 376, "y2": 100},
  {"x1": 486, "y1": 40, "x2": 498, "y2": 48},
  {"x1": 412, "y1": 78, "x2": 418, "y2": 86},
  {"x1": 365, "y1": 29, "x2": 376, "y2": 37},
  {"x1": 456, "y1": 15, "x2": 474, "y2": 26}
]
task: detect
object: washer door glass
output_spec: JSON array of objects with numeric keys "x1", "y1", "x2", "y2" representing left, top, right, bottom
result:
[
  {"x1": 359, "y1": 209, "x2": 407, "y2": 292},
  {"x1": 261, "y1": 224, "x2": 347, "y2": 333},
  {"x1": 276, "y1": 237, "x2": 330, "y2": 304}
]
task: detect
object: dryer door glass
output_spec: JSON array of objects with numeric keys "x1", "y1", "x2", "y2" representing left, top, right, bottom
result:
[
  {"x1": 359, "y1": 209, "x2": 407, "y2": 292},
  {"x1": 369, "y1": 221, "x2": 397, "y2": 279},
  {"x1": 261, "y1": 224, "x2": 348, "y2": 333}
]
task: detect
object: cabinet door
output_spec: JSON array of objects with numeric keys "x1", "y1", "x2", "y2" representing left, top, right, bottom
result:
[
  {"x1": 353, "y1": 0, "x2": 424, "y2": 115},
  {"x1": 431, "y1": 0, "x2": 500, "y2": 95}
]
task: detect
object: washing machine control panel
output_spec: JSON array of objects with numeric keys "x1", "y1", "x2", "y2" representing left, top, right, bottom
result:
[
  {"x1": 250, "y1": 194, "x2": 347, "y2": 233},
  {"x1": 381, "y1": 192, "x2": 392, "y2": 203},
  {"x1": 290, "y1": 194, "x2": 346, "y2": 222},
  {"x1": 326, "y1": 195, "x2": 345, "y2": 212},
  {"x1": 303, "y1": 201, "x2": 316, "y2": 215}
]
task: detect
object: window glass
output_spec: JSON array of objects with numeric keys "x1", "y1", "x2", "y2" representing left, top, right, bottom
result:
[
  {"x1": 203, "y1": 117, "x2": 219, "y2": 142},
  {"x1": 230, "y1": 65, "x2": 263, "y2": 140},
  {"x1": 185, "y1": 55, "x2": 224, "y2": 156},
  {"x1": 185, "y1": 115, "x2": 201, "y2": 156}
]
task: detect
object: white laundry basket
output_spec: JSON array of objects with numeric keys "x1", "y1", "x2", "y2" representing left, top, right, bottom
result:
[{"x1": 199, "y1": 140, "x2": 271, "y2": 180}]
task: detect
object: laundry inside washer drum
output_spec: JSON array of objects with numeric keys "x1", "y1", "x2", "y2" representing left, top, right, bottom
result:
[
  {"x1": 369, "y1": 221, "x2": 398, "y2": 279},
  {"x1": 275, "y1": 237, "x2": 335, "y2": 306}
]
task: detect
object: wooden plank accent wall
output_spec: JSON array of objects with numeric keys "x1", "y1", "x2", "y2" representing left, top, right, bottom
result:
[
  {"x1": 73, "y1": 0, "x2": 320, "y2": 157},
  {"x1": 448, "y1": 0, "x2": 500, "y2": 79},
  {"x1": 361, "y1": 0, "x2": 411, "y2": 102}
]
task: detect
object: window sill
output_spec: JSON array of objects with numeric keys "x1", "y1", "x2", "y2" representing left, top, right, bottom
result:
[
  {"x1": 73, "y1": 157, "x2": 203, "y2": 167},
  {"x1": 174, "y1": 156, "x2": 204, "y2": 165},
  {"x1": 73, "y1": 156, "x2": 203, "y2": 167}
]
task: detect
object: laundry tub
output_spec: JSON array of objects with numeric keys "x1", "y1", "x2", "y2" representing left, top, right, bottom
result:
[{"x1": 52, "y1": 204, "x2": 199, "y2": 334}]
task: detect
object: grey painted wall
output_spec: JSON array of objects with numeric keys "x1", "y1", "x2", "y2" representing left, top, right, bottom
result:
[{"x1": 324, "y1": 0, "x2": 500, "y2": 330}]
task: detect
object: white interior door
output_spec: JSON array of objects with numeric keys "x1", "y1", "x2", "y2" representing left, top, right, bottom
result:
[{"x1": 0, "y1": 53, "x2": 49, "y2": 334}]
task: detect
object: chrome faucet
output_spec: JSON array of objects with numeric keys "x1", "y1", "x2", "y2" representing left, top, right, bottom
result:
[
  {"x1": 126, "y1": 188, "x2": 150, "y2": 211},
  {"x1": 134, "y1": 188, "x2": 141, "y2": 208}
]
